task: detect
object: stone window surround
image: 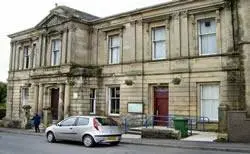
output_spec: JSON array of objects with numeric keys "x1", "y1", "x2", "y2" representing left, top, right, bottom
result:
[
  {"x1": 193, "y1": 10, "x2": 221, "y2": 56},
  {"x1": 20, "y1": 86, "x2": 29, "y2": 106},
  {"x1": 104, "y1": 28, "x2": 123, "y2": 65},
  {"x1": 197, "y1": 82, "x2": 220, "y2": 122},
  {"x1": 89, "y1": 88, "x2": 96, "y2": 114},
  {"x1": 148, "y1": 19, "x2": 170, "y2": 61},
  {"x1": 107, "y1": 85, "x2": 120, "y2": 116},
  {"x1": 48, "y1": 36, "x2": 62, "y2": 67}
]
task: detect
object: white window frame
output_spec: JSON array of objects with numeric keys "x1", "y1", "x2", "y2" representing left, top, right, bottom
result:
[
  {"x1": 108, "y1": 87, "x2": 120, "y2": 116},
  {"x1": 108, "y1": 35, "x2": 120, "y2": 64},
  {"x1": 198, "y1": 18, "x2": 216, "y2": 55},
  {"x1": 200, "y1": 84, "x2": 219, "y2": 122},
  {"x1": 89, "y1": 89, "x2": 96, "y2": 114},
  {"x1": 51, "y1": 39, "x2": 61, "y2": 66},
  {"x1": 23, "y1": 46, "x2": 29, "y2": 69},
  {"x1": 21, "y1": 87, "x2": 29, "y2": 106},
  {"x1": 152, "y1": 26, "x2": 166, "y2": 60}
]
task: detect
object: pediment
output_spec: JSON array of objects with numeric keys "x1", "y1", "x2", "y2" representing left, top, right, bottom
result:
[{"x1": 36, "y1": 14, "x2": 67, "y2": 28}]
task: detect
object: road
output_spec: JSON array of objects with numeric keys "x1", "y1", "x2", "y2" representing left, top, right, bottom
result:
[{"x1": 0, "y1": 132, "x2": 246, "y2": 154}]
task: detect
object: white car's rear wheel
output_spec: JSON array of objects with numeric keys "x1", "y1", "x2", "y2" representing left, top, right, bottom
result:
[
  {"x1": 47, "y1": 132, "x2": 56, "y2": 143},
  {"x1": 83, "y1": 135, "x2": 95, "y2": 147}
]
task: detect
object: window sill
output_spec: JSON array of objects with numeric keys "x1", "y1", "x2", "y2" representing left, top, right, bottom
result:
[{"x1": 108, "y1": 113, "x2": 120, "y2": 117}]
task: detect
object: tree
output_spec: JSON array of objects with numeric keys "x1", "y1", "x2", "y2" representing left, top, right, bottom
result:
[{"x1": 0, "y1": 82, "x2": 7, "y2": 104}]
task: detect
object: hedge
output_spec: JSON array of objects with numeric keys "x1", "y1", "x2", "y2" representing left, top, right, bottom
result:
[{"x1": 0, "y1": 108, "x2": 6, "y2": 119}]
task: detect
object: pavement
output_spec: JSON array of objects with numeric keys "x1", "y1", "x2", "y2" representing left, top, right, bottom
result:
[{"x1": 1, "y1": 127, "x2": 250, "y2": 153}]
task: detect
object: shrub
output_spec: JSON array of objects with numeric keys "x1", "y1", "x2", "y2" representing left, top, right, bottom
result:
[{"x1": 0, "y1": 108, "x2": 6, "y2": 119}]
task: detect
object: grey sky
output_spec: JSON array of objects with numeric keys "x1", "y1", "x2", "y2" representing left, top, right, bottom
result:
[{"x1": 0, "y1": 0, "x2": 169, "y2": 82}]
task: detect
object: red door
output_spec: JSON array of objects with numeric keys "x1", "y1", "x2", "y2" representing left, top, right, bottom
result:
[
  {"x1": 154, "y1": 87, "x2": 169, "y2": 126},
  {"x1": 51, "y1": 88, "x2": 59, "y2": 120}
]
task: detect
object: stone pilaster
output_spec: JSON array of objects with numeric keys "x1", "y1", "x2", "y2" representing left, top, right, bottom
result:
[
  {"x1": 64, "y1": 82, "x2": 70, "y2": 118},
  {"x1": 58, "y1": 84, "x2": 64, "y2": 120},
  {"x1": 67, "y1": 29, "x2": 73, "y2": 64},
  {"x1": 19, "y1": 47, "x2": 24, "y2": 70},
  {"x1": 181, "y1": 11, "x2": 188, "y2": 57},
  {"x1": 218, "y1": 104, "x2": 228, "y2": 133},
  {"x1": 216, "y1": 10, "x2": 222, "y2": 54},
  {"x1": 38, "y1": 84, "x2": 44, "y2": 115},
  {"x1": 61, "y1": 29, "x2": 67, "y2": 64},
  {"x1": 9, "y1": 43, "x2": 13, "y2": 71},
  {"x1": 33, "y1": 83, "x2": 39, "y2": 114}
]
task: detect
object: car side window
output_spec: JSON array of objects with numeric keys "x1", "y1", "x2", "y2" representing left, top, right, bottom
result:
[
  {"x1": 60, "y1": 117, "x2": 77, "y2": 126},
  {"x1": 77, "y1": 117, "x2": 89, "y2": 126}
]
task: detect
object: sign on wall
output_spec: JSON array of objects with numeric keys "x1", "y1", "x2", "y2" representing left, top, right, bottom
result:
[{"x1": 127, "y1": 102, "x2": 143, "y2": 113}]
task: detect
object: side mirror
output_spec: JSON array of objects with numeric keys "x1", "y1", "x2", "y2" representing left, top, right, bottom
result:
[{"x1": 57, "y1": 123, "x2": 62, "y2": 127}]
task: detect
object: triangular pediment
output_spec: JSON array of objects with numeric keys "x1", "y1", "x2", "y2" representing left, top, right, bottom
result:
[{"x1": 35, "y1": 14, "x2": 68, "y2": 28}]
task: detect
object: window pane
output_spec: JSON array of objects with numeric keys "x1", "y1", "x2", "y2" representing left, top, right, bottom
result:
[
  {"x1": 53, "y1": 40, "x2": 61, "y2": 51},
  {"x1": 110, "y1": 87, "x2": 120, "y2": 114},
  {"x1": 115, "y1": 99, "x2": 120, "y2": 114},
  {"x1": 201, "y1": 34, "x2": 216, "y2": 55},
  {"x1": 155, "y1": 41, "x2": 165, "y2": 59},
  {"x1": 111, "y1": 36, "x2": 120, "y2": 47},
  {"x1": 96, "y1": 117, "x2": 118, "y2": 126},
  {"x1": 111, "y1": 88, "x2": 115, "y2": 97},
  {"x1": 200, "y1": 19, "x2": 216, "y2": 34},
  {"x1": 201, "y1": 100, "x2": 219, "y2": 121},
  {"x1": 201, "y1": 85, "x2": 219, "y2": 121},
  {"x1": 77, "y1": 118, "x2": 89, "y2": 126},
  {"x1": 154, "y1": 27, "x2": 165, "y2": 40},
  {"x1": 116, "y1": 88, "x2": 120, "y2": 97},
  {"x1": 61, "y1": 118, "x2": 76, "y2": 126},
  {"x1": 112, "y1": 48, "x2": 119, "y2": 63}
]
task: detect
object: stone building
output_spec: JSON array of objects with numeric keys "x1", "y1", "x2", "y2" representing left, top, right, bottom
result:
[{"x1": 5, "y1": 0, "x2": 250, "y2": 141}]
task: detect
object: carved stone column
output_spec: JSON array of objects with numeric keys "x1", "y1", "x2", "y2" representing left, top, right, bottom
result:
[
  {"x1": 58, "y1": 84, "x2": 64, "y2": 120},
  {"x1": 33, "y1": 83, "x2": 39, "y2": 114},
  {"x1": 19, "y1": 47, "x2": 24, "y2": 70},
  {"x1": 38, "y1": 84, "x2": 44, "y2": 115},
  {"x1": 9, "y1": 42, "x2": 13, "y2": 71},
  {"x1": 67, "y1": 28, "x2": 73, "y2": 64},
  {"x1": 64, "y1": 82, "x2": 70, "y2": 118}
]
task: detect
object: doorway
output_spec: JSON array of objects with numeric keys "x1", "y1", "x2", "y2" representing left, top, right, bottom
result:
[
  {"x1": 154, "y1": 87, "x2": 169, "y2": 126},
  {"x1": 51, "y1": 88, "x2": 59, "y2": 120}
]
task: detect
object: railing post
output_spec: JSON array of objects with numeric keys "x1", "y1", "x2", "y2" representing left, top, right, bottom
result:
[
  {"x1": 153, "y1": 115, "x2": 154, "y2": 128},
  {"x1": 124, "y1": 118, "x2": 128, "y2": 133},
  {"x1": 145, "y1": 115, "x2": 148, "y2": 128},
  {"x1": 190, "y1": 119, "x2": 192, "y2": 135}
]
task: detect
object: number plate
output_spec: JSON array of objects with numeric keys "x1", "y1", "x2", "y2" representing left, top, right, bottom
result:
[{"x1": 107, "y1": 136, "x2": 117, "y2": 141}]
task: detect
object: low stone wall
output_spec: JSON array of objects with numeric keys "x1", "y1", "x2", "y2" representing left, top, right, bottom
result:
[
  {"x1": 141, "y1": 127, "x2": 181, "y2": 140},
  {"x1": 228, "y1": 111, "x2": 250, "y2": 142}
]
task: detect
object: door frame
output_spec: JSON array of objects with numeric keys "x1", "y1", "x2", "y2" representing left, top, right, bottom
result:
[
  {"x1": 149, "y1": 84, "x2": 169, "y2": 115},
  {"x1": 50, "y1": 87, "x2": 59, "y2": 120}
]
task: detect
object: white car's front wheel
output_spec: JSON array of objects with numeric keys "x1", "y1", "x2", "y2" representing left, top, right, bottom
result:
[{"x1": 47, "y1": 132, "x2": 56, "y2": 143}]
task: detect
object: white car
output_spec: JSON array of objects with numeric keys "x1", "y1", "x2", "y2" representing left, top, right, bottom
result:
[{"x1": 45, "y1": 116, "x2": 122, "y2": 147}]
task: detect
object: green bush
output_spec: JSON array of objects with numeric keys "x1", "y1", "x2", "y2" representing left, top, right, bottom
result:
[
  {"x1": 0, "y1": 108, "x2": 6, "y2": 119},
  {"x1": 0, "y1": 103, "x2": 6, "y2": 109}
]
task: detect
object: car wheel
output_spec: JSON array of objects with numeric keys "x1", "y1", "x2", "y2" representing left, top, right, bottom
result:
[
  {"x1": 110, "y1": 141, "x2": 120, "y2": 146},
  {"x1": 83, "y1": 135, "x2": 95, "y2": 147},
  {"x1": 47, "y1": 132, "x2": 56, "y2": 143}
]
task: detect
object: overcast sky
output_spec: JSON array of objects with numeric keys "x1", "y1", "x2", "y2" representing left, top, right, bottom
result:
[{"x1": 0, "y1": 0, "x2": 170, "y2": 82}]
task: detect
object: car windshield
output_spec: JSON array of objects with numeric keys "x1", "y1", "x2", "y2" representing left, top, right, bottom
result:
[{"x1": 95, "y1": 117, "x2": 118, "y2": 126}]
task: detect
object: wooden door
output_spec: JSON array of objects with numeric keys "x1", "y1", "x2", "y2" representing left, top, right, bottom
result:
[
  {"x1": 154, "y1": 87, "x2": 169, "y2": 126},
  {"x1": 51, "y1": 88, "x2": 59, "y2": 120}
]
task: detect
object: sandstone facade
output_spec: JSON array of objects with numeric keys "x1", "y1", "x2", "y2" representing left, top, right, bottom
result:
[{"x1": 6, "y1": 0, "x2": 249, "y2": 134}]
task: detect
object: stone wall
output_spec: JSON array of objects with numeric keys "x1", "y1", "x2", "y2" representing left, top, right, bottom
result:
[{"x1": 228, "y1": 111, "x2": 250, "y2": 142}]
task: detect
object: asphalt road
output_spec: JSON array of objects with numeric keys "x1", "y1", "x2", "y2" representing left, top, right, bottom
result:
[{"x1": 0, "y1": 132, "x2": 246, "y2": 154}]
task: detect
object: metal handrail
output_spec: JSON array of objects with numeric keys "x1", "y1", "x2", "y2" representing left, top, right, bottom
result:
[{"x1": 121, "y1": 114, "x2": 210, "y2": 134}]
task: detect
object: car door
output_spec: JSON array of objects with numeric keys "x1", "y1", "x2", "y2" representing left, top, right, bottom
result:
[
  {"x1": 72, "y1": 117, "x2": 90, "y2": 141},
  {"x1": 54, "y1": 117, "x2": 77, "y2": 141}
]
